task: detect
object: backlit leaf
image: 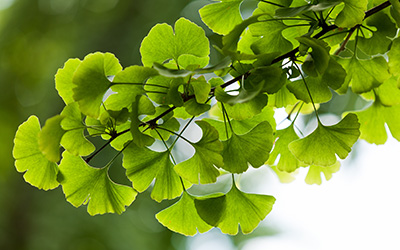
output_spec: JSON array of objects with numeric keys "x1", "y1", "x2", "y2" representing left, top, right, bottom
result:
[
  {"x1": 60, "y1": 103, "x2": 95, "y2": 156},
  {"x1": 216, "y1": 184, "x2": 275, "y2": 235},
  {"x1": 140, "y1": 18, "x2": 209, "y2": 68},
  {"x1": 38, "y1": 115, "x2": 65, "y2": 162},
  {"x1": 13, "y1": 116, "x2": 59, "y2": 190},
  {"x1": 58, "y1": 152, "x2": 136, "y2": 215},
  {"x1": 174, "y1": 121, "x2": 224, "y2": 184},
  {"x1": 156, "y1": 192, "x2": 212, "y2": 236},
  {"x1": 305, "y1": 162, "x2": 341, "y2": 185},
  {"x1": 289, "y1": 114, "x2": 360, "y2": 166},
  {"x1": 222, "y1": 121, "x2": 273, "y2": 173},
  {"x1": 72, "y1": 52, "x2": 122, "y2": 118},
  {"x1": 122, "y1": 142, "x2": 184, "y2": 202},
  {"x1": 335, "y1": 0, "x2": 368, "y2": 28},
  {"x1": 55, "y1": 58, "x2": 81, "y2": 105},
  {"x1": 199, "y1": 0, "x2": 243, "y2": 35}
]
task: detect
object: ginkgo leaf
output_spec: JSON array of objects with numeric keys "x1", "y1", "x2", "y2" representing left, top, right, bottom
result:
[
  {"x1": 72, "y1": 52, "x2": 122, "y2": 118},
  {"x1": 358, "y1": 12, "x2": 397, "y2": 55},
  {"x1": 130, "y1": 95, "x2": 155, "y2": 147},
  {"x1": 194, "y1": 193, "x2": 226, "y2": 227},
  {"x1": 288, "y1": 76, "x2": 333, "y2": 104},
  {"x1": 289, "y1": 114, "x2": 360, "y2": 166},
  {"x1": 305, "y1": 162, "x2": 341, "y2": 185},
  {"x1": 336, "y1": 55, "x2": 390, "y2": 94},
  {"x1": 275, "y1": 1, "x2": 339, "y2": 18},
  {"x1": 60, "y1": 103, "x2": 95, "y2": 156},
  {"x1": 389, "y1": 0, "x2": 400, "y2": 27},
  {"x1": 216, "y1": 184, "x2": 275, "y2": 235},
  {"x1": 174, "y1": 120, "x2": 224, "y2": 184},
  {"x1": 267, "y1": 124, "x2": 303, "y2": 173},
  {"x1": 105, "y1": 65, "x2": 158, "y2": 111},
  {"x1": 190, "y1": 76, "x2": 211, "y2": 104},
  {"x1": 388, "y1": 37, "x2": 400, "y2": 77},
  {"x1": 55, "y1": 58, "x2": 81, "y2": 105},
  {"x1": 335, "y1": 0, "x2": 367, "y2": 28},
  {"x1": 156, "y1": 192, "x2": 212, "y2": 236},
  {"x1": 270, "y1": 165, "x2": 297, "y2": 183},
  {"x1": 58, "y1": 152, "x2": 136, "y2": 215},
  {"x1": 13, "y1": 115, "x2": 59, "y2": 190},
  {"x1": 222, "y1": 121, "x2": 273, "y2": 173},
  {"x1": 374, "y1": 76, "x2": 400, "y2": 106},
  {"x1": 296, "y1": 37, "x2": 331, "y2": 77},
  {"x1": 199, "y1": 0, "x2": 243, "y2": 35},
  {"x1": 122, "y1": 142, "x2": 184, "y2": 202},
  {"x1": 140, "y1": 18, "x2": 209, "y2": 68},
  {"x1": 145, "y1": 76, "x2": 184, "y2": 106},
  {"x1": 38, "y1": 115, "x2": 65, "y2": 162},
  {"x1": 353, "y1": 101, "x2": 400, "y2": 144}
]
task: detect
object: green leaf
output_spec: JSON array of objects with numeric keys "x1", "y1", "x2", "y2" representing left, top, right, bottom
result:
[
  {"x1": 55, "y1": 58, "x2": 81, "y2": 105},
  {"x1": 122, "y1": 142, "x2": 184, "y2": 202},
  {"x1": 140, "y1": 18, "x2": 209, "y2": 68},
  {"x1": 156, "y1": 192, "x2": 212, "y2": 236},
  {"x1": 206, "y1": 105, "x2": 276, "y2": 140},
  {"x1": 58, "y1": 152, "x2": 136, "y2": 215},
  {"x1": 336, "y1": 55, "x2": 390, "y2": 94},
  {"x1": 194, "y1": 193, "x2": 226, "y2": 227},
  {"x1": 296, "y1": 37, "x2": 330, "y2": 77},
  {"x1": 335, "y1": 0, "x2": 368, "y2": 28},
  {"x1": 145, "y1": 76, "x2": 184, "y2": 106},
  {"x1": 374, "y1": 76, "x2": 400, "y2": 106},
  {"x1": 190, "y1": 76, "x2": 211, "y2": 104},
  {"x1": 105, "y1": 65, "x2": 158, "y2": 111},
  {"x1": 174, "y1": 121, "x2": 224, "y2": 184},
  {"x1": 130, "y1": 96, "x2": 155, "y2": 147},
  {"x1": 72, "y1": 52, "x2": 122, "y2": 118},
  {"x1": 60, "y1": 103, "x2": 95, "y2": 156},
  {"x1": 288, "y1": 76, "x2": 333, "y2": 104},
  {"x1": 184, "y1": 99, "x2": 211, "y2": 116},
  {"x1": 358, "y1": 12, "x2": 397, "y2": 55},
  {"x1": 289, "y1": 113, "x2": 360, "y2": 166},
  {"x1": 13, "y1": 116, "x2": 59, "y2": 190},
  {"x1": 267, "y1": 124, "x2": 303, "y2": 173},
  {"x1": 199, "y1": 0, "x2": 243, "y2": 35},
  {"x1": 222, "y1": 94, "x2": 268, "y2": 121},
  {"x1": 38, "y1": 115, "x2": 65, "y2": 162},
  {"x1": 389, "y1": 0, "x2": 400, "y2": 27},
  {"x1": 353, "y1": 101, "x2": 400, "y2": 144},
  {"x1": 216, "y1": 184, "x2": 275, "y2": 235},
  {"x1": 305, "y1": 162, "x2": 341, "y2": 185},
  {"x1": 388, "y1": 37, "x2": 400, "y2": 77},
  {"x1": 222, "y1": 121, "x2": 273, "y2": 173}
]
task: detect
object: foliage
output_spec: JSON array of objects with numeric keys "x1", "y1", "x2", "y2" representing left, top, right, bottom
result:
[{"x1": 12, "y1": 0, "x2": 400, "y2": 236}]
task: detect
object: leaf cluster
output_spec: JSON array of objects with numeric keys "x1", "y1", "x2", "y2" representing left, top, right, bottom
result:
[{"x1": 13, "y1": 0, "x2": 400, "y2": 236}]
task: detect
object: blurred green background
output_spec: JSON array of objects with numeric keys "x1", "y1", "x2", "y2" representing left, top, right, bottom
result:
[{"x1": 0, "y1": 0, "x2": 275, "y2": 249}]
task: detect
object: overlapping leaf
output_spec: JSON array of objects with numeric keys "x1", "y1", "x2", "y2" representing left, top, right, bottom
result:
[
  {"x1": 388, "y1": 37, "x2": 400, "y2": 77},
  {"x1": 13, "y1": 116, "x2": 59, "y2": 190},
  {"x1": 200, "y1": 184, "x2": 275, "y2": 235},
  {"x1": 336, "y1": 55, "x2": 390, "y2": 94},
  {"x1": 122, "y1": 142, "x2": 184, "y2": 202},
  {"x1": 267, "y1": 124, "x2": 303, "y2": 173},
  {"x1": 353, "y1": 101, "x2": 400, "y2": 144},
  {"x1": 55, "y1": 58, "x2": 81, "y2": 105},
  {"x1": 140, "y1": 18, "x2": 209, "y2": 68},
  {"x1": 174, "y1": 121, "x2": 224, "y2": 184},
  {"x1": 335, "y1": 0, "x2": 368, "y2": 28},
  {"x1": 58, "y1": 152, "x2": 136, "y2": 215},
  {"x1": 38, "y1": 115, "x2": 65, "y2": 162},
  {"x1": 305, "y1": 162, "x2": 341, "y2": 185},
  {"x1": 60, "y1": 102, "x2": 95, "y2": 156},
  {"x1": 221, "y1": 121, "x2": 273, "y2": 173},
  {"x1": 156, "y1": 192, "x2": 212, "y2": 236},
  {"x1": 199, "y1": 0, "x2": 243, "y2": 35},
  {"x1": 72, "y1": 52, "x2": 122, "y2": 118},
  {"x1": 289, "y1": 114, "x2": 360, "y2": 166}
]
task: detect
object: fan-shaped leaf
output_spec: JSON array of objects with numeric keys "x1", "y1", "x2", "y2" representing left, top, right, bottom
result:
[
  {"x1": 174, "y1": 120, "x2": 224, "y2": 184},
  {"x1": 58, "y1": 152, "x2": 136, "y2": 215},
  {"x1": 38, "y1": 115, "x2": 65, "y2": 162},
  {"x1": 55, "y1": 58, "x2": 81, "y2": 105},
  {"x1": 305, "y1": 162, "x2": 341, "y2": 185},
  {"x1": 289, "y1": 113, "x2": 360, "y2": 166},
  {"x1": 13, "y1": 116, "x2": 59, "y2": 190}
]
